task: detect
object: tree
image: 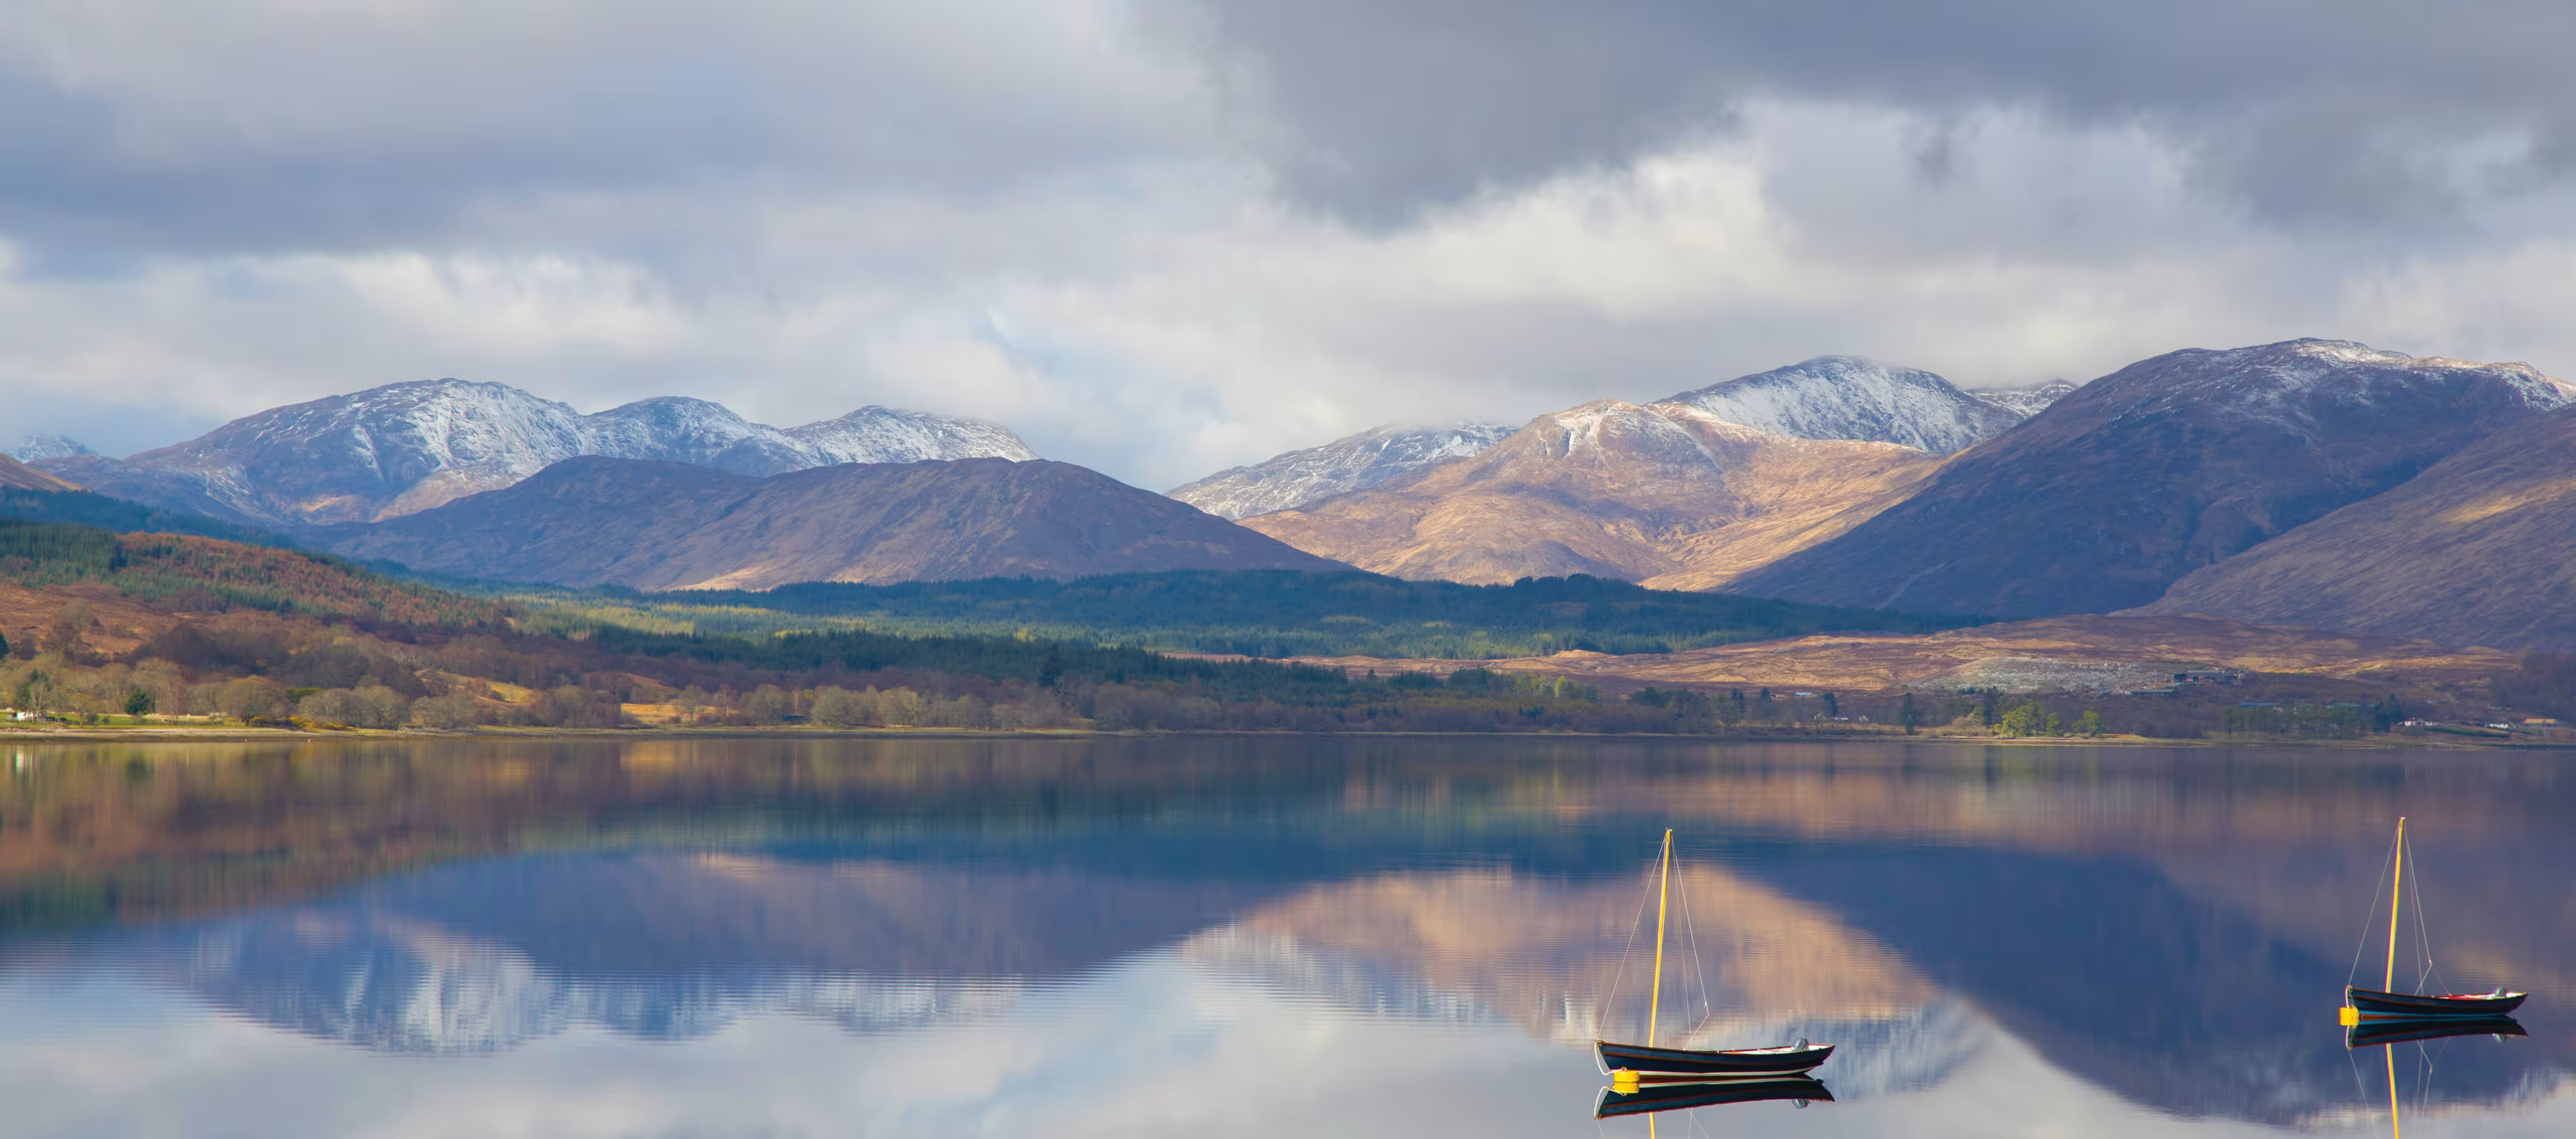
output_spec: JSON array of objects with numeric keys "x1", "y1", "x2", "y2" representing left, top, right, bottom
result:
[
  {"x1": 46, "y1": 602, "x2": 93, "y2": 659},
  {"x1": 124, "y1": 688, "x2": 154, "y2": 716},
  {"x1": 411, "y1": 692, "x2": 484, "y2": 730},
  {"x1": 1979, "y1": 689, "x2": 2000, "y2": 728},
  {"x1": 1898, "y1": 693, "x2": 1921, "y2": 734},
  {"x1": 811, "y1": 686, "x2": 865, "y2": 728},
  {"x1": 1820, "y1": 691, "x2": 1839, "y2": 719},
  {"x1": 743, "y1": 684, "x2": 791, "y2": 724},
  {"x1": 217, "y1": 676, "x2": 291, "y2": 722},
  {"x1": 1995, "y1": 702, "x2": 2048, "y2": 738},
  {"x1": 2079, "y1": 709, "x2": 2104, "y2": 737},
  {"x1": 2371, "y1": 694, "x2": 2405, "y2": 732}
]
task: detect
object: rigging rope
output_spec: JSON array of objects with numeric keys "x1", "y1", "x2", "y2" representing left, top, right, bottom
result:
[
  {"x1": 1673, "y1": 846, "x2": 1714, "y2": 1033},
  {"x1": 2404, "y1": 836, "x2": 2444, "y2": 994},
  {"x1": 1599, "y1": 850, "x2": 1659, "y2": 1040},
  {"x1": 2347, "y1": 826, "x2": 2401, "y2": 988}
]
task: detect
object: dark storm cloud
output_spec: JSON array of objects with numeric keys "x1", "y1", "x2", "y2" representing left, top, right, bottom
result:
[
  {"x1": 1159, "y1": 0, "x2": 2576, "y2": 227},
  {"x1": 0, "y1": 3, "x2": 1207, "y2": 267}
]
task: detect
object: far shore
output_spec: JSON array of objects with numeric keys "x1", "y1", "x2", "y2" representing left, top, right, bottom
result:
[{"x1": 1, "y1": 723, "x2": 2556, "y2": 750}]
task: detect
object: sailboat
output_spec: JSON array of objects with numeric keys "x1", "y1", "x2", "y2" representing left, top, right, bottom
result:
[
  {"x1": 1594, "y1": 829, "x2": 1835, "y2": 1080},
  {"x1": 2341, "y1": 817, "x2": 2526, "y2": 1022}
]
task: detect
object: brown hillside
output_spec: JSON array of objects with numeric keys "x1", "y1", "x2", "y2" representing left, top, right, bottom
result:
[
  {"x1": 0, "y1": 453, "x2": 78, "y2": 492},
  {"x1": 325, "y1": 456, "x2": 1352, "y2": 590},
  {"x1": 2132, "y1": 406, "x2": 2576, "y2": 650},
  {"x1": 1224, "y1": 614, "x2": 2513, "y2": 691},
  {"x1": 1239, "y1": 401, "x2": 1942, "y2": 589}
]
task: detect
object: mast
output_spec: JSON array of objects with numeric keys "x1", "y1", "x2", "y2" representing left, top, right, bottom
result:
[
  {"x1": 1648, "y1": 828, "x2": 1672, "y2": 1047},
  {"x1": 2385, "y1": 817, "x2": 2406, "y2": 993}
]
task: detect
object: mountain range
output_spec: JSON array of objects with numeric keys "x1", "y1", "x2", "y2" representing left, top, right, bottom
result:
[
  {"x1": 31, "y1": 379, "x2": 1036, "y2": 531},
  {"x1": 1238, "y1": 400, "x2": 1944, "y2": 588},
  {"x1": 1727, "y1": 340, "x2": 2574, "y2": 617},
  {"x1": 319, "y1": 457, "x2": 1348, "y2": 589},
  {"x1": 15, "y1": 338, "x2": 2576, "y2": 652}
]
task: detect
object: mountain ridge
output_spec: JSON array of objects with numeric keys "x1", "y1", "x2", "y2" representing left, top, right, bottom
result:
[
  {"x1": 1238, "y1": 399, "x2": 1946, "y2": 588},
  {"x1": 36, "y1": 379, "x2": 1037, "y2": 530},
  {"x1": 1169, "y1": 422, "x2": 1515, "y2": 520},
  {"x1": 322, "y1": 456, "x2": 1352, "y2": 590},
  {"x1": 1726, "y1": 338, "x2": 2576, "y2": 617},
  {"x1": 1657, "y1": 356, "x2": 2022, "y2": 454}
]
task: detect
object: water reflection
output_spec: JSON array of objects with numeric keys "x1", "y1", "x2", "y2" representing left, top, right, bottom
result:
[{"x1": 1, "y1": 737, "x2": 2570, "y2": 1137}]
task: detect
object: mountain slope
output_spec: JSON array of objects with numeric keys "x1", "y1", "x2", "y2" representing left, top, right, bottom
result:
[
  {"x1": 39, "y1": 380, "x2": 1037, "y2": 530},
  {"x1": 0, "y1": 453, "x2": 79, "y2": 492},
  {"x1": 323, "y1": 458, "x2": 1351, "y2": 590},
  {"x1": 1727, "y1": 340, "x2": 2576, "y2": 617},
  {"x1": 1238, "y1": 400, "x2": 1944, "y2": 589},
  {"x1": 2129, "y1": 406, "x2": 2576, "y2": 650},
  {"x1": 1968, "y1": 380, "x2": 2079, "y2": 419},
  {"x1": 8, "y1": 434, "x2": 96, "y2": 463},
  {"x1": 1169, "y1": 423, "x2": 1513, "y2": 520},
  {"x1": 1659, "y1": 356, "x2": 2021, "y2": 454}
]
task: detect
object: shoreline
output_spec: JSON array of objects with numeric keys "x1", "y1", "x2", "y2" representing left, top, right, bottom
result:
[{"x1": 1, "y1": 724, "x2": 2556, "y2": 750}]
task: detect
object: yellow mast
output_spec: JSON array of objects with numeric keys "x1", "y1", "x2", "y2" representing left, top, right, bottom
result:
[
  {"x1": 2386, "y1": 817, "x2": 2405, "y2": 992},
  {"x1": 2385, "y1": 816, "x2": 2406, "y2": 1139},
  {"x1": 1648, "y1": 828, "x2": 1672, "y2": 1048},
  {"x1": 2387, "y1": 1044, "x2": 2401, "y2": 1139}
]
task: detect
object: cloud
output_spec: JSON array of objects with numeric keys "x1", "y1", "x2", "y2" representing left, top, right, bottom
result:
[
  {"x1": 1159, "y1": 0, "x2": 2576, "y2": 228},
  {"x1": 5, "y1": 2, "x2": 2576, "y2": 489}
]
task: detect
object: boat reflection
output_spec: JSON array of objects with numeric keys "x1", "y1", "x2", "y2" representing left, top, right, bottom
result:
[
  {"x1": 1594, "y1": 1075, "x2": 1833, "y2": 1119},
  {"x1": 2346, "y1": 1015, "x2": 2527, "y2": 1050}
]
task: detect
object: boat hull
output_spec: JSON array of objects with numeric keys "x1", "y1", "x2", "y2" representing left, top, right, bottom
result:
[
  {"x1": 2346, "y1": 985, "x2": 2526, "y2": 1019},
  {"x1": 2347, "y1": 1015, "x2": 2525, "y2": 1049},
  {"x1": 1596, "y1": 1040, "x2": 1834, "y2": 1077},
  {"x1": 1594, "y1": 1076, "x2": 1833, "y2": 1119}
]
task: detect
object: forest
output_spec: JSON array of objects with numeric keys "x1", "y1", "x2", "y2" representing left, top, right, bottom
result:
[{"x1": 507, "y1": 570, "x2": 1989, "y2": 658}]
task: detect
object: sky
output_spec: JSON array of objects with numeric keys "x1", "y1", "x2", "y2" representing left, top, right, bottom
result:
[{"x1": 8, "y1": 1, "x2": 2576, "y2": 489}]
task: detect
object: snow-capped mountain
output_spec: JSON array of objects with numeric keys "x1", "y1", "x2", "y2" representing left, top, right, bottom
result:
[
  {"x1": 1168, "y1": 422, "x2": 1513, "y2": 520},
  {"x1": 1659, "y1": 356, "x2": 2021, "y2": 454},
  {"x1": 1730, "y1": 338, "x2": 2576, "y2": 617},
  {"x1": 1968, "y1": 379, "x2": 2079, "y2": 419},
  {"x1": 8, "y1": 433, "x2": 96, "y2": 463},
  {"x1": 35, "y1": 379, "x2": 1037, "y2": 529}
]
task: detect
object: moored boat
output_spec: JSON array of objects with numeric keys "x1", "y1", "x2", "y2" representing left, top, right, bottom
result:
[
  {"x1": 2337, "y1": 818, "x2": 2524, "y2": 1025},
  {"x1": 2344, "y1": 985, "x2": 2525, "y2": 1020},
  {"x1": 1593, "y1": 830, "x2": 1834, "y2": 1080},
  {"x1": 1596, "y1": 1039, "x2": 1834, "y2": 1079}
]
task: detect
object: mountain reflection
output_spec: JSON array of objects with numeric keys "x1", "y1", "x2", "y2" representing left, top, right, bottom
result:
[{"x1": 2, "y1": 737, "x2": 2569, "y2": 1130}]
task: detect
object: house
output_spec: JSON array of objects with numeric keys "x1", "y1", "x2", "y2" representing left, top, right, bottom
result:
[{"x1": 2175, "y1": 670, "x2": 2234, "y2": 683}]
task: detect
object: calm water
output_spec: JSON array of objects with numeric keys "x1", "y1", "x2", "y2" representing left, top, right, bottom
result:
[{"x1": 1, "y1": 737, "x2": 2569, "y2": 1138}]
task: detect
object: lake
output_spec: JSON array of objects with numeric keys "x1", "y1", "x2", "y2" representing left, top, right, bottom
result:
[{"x1": 1, "y1": 736, "x2": 2567, "y2": 1138}]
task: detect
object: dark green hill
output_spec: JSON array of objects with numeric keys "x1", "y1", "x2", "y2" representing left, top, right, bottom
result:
[{"x1": 522, "y1": 570, "x2": 1988, "y2": 659}]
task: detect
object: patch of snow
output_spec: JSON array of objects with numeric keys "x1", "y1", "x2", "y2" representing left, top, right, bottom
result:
[
  {"x1": 8, "y1": 434, "x2": 95, "y2": 463},
  {"x1": 1659, "y1": 356, "x2": 2020, "y2": 454},
  {"x1": 1169, "y1": 421, "x2": 1511, "y2": 519},
  {"x1": 1966, "y1": 379, "x2": 2079, "y2": 419}
]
